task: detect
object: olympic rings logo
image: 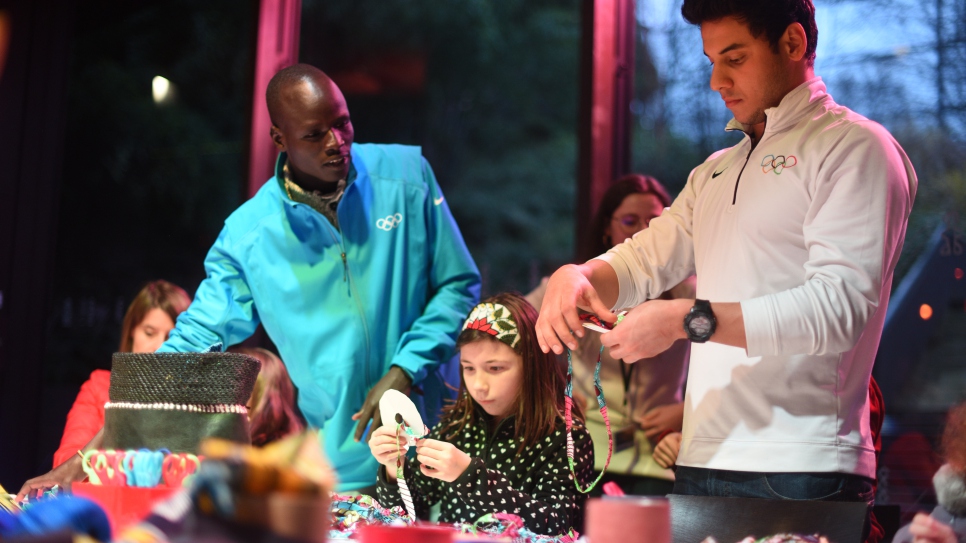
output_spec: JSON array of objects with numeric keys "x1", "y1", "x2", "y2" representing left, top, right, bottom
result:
[
  {"x1": 761, "y1": 154, "x2": 798, "y2": 175},
  {"x1": 376, "y1": 213, "x2": 403, "y2": 231}
]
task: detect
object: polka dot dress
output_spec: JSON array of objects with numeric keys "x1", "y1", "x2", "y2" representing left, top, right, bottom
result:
[{"x1": 376, "y1": 414, "x2": 595, "y2": 535}]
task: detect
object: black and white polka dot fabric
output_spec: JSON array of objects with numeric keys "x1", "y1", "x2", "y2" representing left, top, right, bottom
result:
[{"x1": 376, "y1": 414, "x2": 595, "y2": 535}]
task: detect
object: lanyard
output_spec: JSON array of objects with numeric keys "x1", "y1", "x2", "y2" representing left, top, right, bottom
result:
[
  {"x1": 619, "y1": 358, "x2": 635, "y2": 407},
  {"x1": 565, "y1": 346, "x2": 613, "y2": 493},
  {"x1": 395, "y1": 422, "x2": 423, "y2": 522}
]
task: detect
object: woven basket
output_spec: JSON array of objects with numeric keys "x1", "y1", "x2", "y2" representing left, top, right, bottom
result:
[
  {"x1": 109, "y1": 352, "x2": 260, "y2": 405},
  {"x1": 103, "y1": 352, "x2": 262, "y2": 453}
]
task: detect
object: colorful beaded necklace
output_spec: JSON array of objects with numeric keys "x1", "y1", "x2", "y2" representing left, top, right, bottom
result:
[{"x1": 564, "y1": 345, "x2": 613, "y2": 493}]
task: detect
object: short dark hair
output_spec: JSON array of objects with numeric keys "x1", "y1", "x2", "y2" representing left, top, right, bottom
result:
[
  {"x1": 681, "y1": 0, "x2": 818, "y2": 67},
  {"x1": 265, "y1": 63, "x2": 327, "y2": 126}
]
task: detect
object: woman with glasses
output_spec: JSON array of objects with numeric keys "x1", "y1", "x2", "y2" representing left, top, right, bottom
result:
[{"x1": 527, "y1": 174, "x2": 693, "y2": 496}]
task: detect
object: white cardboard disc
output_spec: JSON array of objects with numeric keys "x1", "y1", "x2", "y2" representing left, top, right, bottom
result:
[{"x1": 379, "y1": 389, "x2": 425, "y2": 445}]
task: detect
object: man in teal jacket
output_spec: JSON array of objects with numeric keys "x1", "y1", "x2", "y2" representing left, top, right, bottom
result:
[{"x1": 158, "y1": 64, "x2": 481, "y2": 490}]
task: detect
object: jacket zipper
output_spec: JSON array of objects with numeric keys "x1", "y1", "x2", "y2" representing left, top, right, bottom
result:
[
  {"x1": 323, "y1": 218, "x2": 372, "y2": 388},
  {"x1": 732, "y1": 145, "x2": 754, "y2": 205}
]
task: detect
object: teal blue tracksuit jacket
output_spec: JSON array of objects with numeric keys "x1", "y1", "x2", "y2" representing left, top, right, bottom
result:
[{"x1": 158, "y1": 144, "x2": 481, "y2": 489}]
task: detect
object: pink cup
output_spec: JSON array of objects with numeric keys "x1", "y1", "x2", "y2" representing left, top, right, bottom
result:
[
  {"x1": 586, "y1": 496, "x2": 670, "y2": 543},
  {"x1": 359, "y1": 524, "x2": 454, "y2": 543}
]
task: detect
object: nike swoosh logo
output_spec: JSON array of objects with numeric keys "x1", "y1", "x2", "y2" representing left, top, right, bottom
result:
[
  {"x1": 712, "y1": 169, "x2": 727, "y2": 178},
  {"x1": 434, "y1": 196, "x2": 445, "y2": 206}
]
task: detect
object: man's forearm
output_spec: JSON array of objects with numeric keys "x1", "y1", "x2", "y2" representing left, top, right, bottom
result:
[
  {"x1": 578, "y1": 260, "x2": 620, "y2": 312},
  {"x1": 711, "y1": 301, "x2": 747, "y2": 350}
]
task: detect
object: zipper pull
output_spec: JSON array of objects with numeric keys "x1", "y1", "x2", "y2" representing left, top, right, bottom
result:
[{"x1": 341, "y1": 252, "x2": 347, "y2": 282}]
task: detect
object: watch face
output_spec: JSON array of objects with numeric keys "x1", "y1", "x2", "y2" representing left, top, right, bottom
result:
[{"x1": 689, "y1": 315, "x2": 713, "y2": 336}]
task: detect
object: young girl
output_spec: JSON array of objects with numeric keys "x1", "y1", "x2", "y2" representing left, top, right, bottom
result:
[
  {"x1": 369, "y1": 293, "x2": 594, "y2": 535},
  {"x1": 228, "y1": 346, "x2": 305, "y2": 446}
]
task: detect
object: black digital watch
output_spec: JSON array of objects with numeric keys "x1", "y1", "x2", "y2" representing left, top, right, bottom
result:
[{"x1": 684, "y1": 299, "x2": 717, "y2": 343}]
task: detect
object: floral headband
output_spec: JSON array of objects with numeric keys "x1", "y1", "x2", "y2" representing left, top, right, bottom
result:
[{"x1": 462, "y1": 303, "x2": 520, "y2": 350}]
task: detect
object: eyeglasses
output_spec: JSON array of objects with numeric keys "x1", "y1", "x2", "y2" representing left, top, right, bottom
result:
[{"x1": 611, "y1": 213, "x2": 654, "y2": 230}]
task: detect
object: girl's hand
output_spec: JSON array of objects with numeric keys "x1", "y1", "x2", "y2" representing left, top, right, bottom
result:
[
  {"x1": 639, "y1": 403, "x2": 684, "y2": 444},
  {"x1": 415, "y1": 439, "x2": 471, "y2": 482},
  {"x1": 653, "y1": 432, "x2": 682, "y2": 469},
  {"x1": 368, "y1": 425, "x2": 410, "y2": 470}
]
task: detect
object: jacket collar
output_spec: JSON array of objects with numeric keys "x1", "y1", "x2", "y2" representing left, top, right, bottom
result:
[
  {"x1": 725, "y1": 77, "x2": 832, "y2": 136},
  {"x1": 273, "y1": 146, "x2": 367, "y2": 206}
]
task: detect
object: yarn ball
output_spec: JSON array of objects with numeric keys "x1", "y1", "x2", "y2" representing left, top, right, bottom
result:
[{"x1": 0, "y1": 495, "x2": 111, "y2": 541}]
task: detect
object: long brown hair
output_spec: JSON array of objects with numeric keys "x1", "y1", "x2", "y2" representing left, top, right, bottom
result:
[
  {"x1": 583, "y1": 173, "x2": 672, "y2": 262},
  {"x1": 118, "y1": 280, "x2": 191, "y2": 352},
  {"x1": 229, "y1": 346, "x2": 305, "y2": 446},
  {"x1": 441, "y1": 292, "x2": 578, "y2": 451}
]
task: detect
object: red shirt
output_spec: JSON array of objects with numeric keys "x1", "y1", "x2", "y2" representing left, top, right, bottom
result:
[
  {"x1": 53, "y1": 370, "x2": 110, "y2": 467},
  {"x1": 867, "y1": 376, "x2": 885, "y2": 543}
]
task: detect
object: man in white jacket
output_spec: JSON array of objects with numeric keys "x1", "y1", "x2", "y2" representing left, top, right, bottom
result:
[{"x1": 536, "y1": 0, "x2": 916, "y2": 518}]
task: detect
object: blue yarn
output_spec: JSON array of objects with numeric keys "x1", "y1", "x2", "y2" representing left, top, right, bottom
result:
[
  {"x1": 132, "y1": 449, "x2": 165, "y2": 487},
  {"x1": 0, "y1": 496, "x2": 112, "y2": 541}
]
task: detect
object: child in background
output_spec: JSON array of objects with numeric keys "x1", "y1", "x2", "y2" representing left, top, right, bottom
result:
[
  {"x1": 228, "y1": 346, "x2": 305, "y2": 446},
  {"x1": 369, "y1": 293, "x2": 594, "y2": 535}
]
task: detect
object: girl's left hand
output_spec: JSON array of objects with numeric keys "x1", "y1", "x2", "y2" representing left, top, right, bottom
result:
[
  {"x1": 415, "y1": 439, "x2": 471, "y2": 482},
  {"x1": 653, "y1": 432, "x2": 682, "y2": 469}
]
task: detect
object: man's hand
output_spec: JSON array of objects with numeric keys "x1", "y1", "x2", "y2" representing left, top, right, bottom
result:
[
  {"x1": 600, "y1": 299, "x2": 689, "y2": 362},
  {"x1": 909, "y1": 512, "x2": 957, "y2": 543},
  {"x1": 16, "y1": 455, "x2": 86, "y2": 501},
  {"x1": 640, "y1": 402, "x2": 685, "y2": 444},
  {"x1": 352, "y1": 365, "x2": 412, "y2": 442},
  {"x1": 16, "y1": 427, "x2": 102, "y2": 501},
  {"x1": 652, "y1": 432, "x2": 682, "y2": 469},
  {"x1": 415, "y1": 439, "x2": 471, "y2": 482},
  {"x1": 536, "y1": 264, "x2": 617, "y2": 354}
]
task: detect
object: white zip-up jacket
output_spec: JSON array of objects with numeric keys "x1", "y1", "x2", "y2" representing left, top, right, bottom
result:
[{"x1": 597, "y1": 78, "x2": 917, "y2": 477}]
